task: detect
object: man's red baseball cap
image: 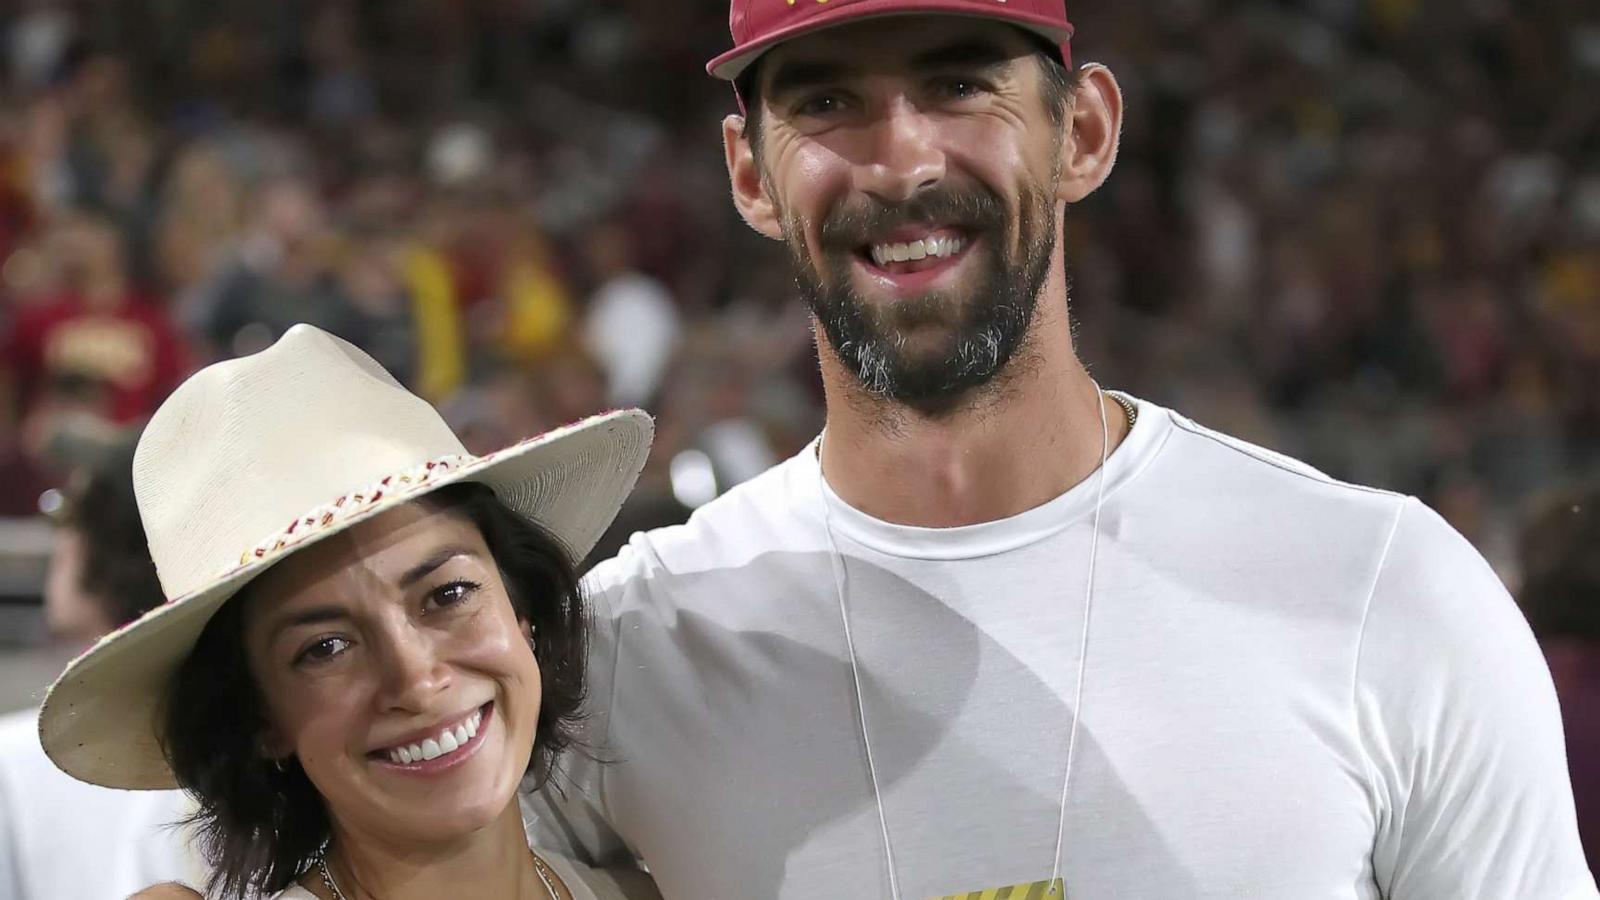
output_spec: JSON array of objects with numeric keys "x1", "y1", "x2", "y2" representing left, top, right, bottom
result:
[{"x1": 706, "y1": 0, "x2": 1075, "y2": 83}]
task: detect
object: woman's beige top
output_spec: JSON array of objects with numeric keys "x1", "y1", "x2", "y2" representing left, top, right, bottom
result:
[{"x1": 265, "y1": 851, "x2": 652, "y2": 899}]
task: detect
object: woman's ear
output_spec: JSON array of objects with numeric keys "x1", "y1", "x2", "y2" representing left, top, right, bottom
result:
[
  {"x1": 259, "y1": 730, "x2": 292, "y2": 762},
  {"x1": 724, "y1": 114, "x2": 784, "y2": 240},
  {"x1": 1056, "y1": 64, "x2": 1124, "y2": 204}
]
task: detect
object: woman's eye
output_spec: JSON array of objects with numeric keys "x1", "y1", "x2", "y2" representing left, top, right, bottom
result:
[
  {"x1": 426, "y1": 580, "x2": 480, "y2": 612},
  {"x1": 296, "y1": 636, "x2": 351, "y2": 666}
]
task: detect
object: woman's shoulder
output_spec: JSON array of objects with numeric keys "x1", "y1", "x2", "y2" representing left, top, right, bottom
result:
[
  {"x1": 125, "y1": 883, "x2": 323, "y2": 900},
  {"x1": 538, "y1": 851, "x2": 662, "y2": 900},
  {"x1": 126, "y1": 886, "x2": 207, "y2": 900}
]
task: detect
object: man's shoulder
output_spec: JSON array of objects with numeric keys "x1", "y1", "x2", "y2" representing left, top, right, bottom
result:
[
  {"x1": 1152, "y1": 407, "x2": 1508, "y2": 609},
  {"x1": 0, "y1": 707, "x2": 43, "y2": 764},
  {"x1": 1120, "y1": 404, "x2": 1421, "y2": 599},
  {"x1": 1152, "y1": 407, "x2": 1407, "y2": 523},
  {"x1": 585, "y1": 448, "x2": 818, "y2": 595}
]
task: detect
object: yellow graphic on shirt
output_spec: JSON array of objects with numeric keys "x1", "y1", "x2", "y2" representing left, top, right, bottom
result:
[{"x1": 925, "y1": 878, "x2": 1065, "y2": 900}]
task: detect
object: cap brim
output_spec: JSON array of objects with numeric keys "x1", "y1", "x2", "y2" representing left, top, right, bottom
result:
[
  {"x1": 39, "y1": 409, "x2": 653, "y2": 790},
  {"x1": 707, "y1": 1, "x2": 1075, "y2": 81}
]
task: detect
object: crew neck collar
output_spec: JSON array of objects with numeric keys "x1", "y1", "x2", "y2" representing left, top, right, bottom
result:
[{"x1": 809, "y1": 393, "x2": 1170, "y2": 560}]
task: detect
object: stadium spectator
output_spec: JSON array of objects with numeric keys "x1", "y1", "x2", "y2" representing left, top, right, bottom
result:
[
  {"x1": 1519, "y1": 484, "x2": 1600, "y2": 868},
  {"x1": 0, "y1": 437, "x2": 200, "y2": 899}
]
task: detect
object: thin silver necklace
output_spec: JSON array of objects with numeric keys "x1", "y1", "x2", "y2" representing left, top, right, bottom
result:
[
  {"x1": 317, "y1": 848, "x2": 562, "y2": 899},
  {"x1": 817, "y1": 385, "x2": 1120, "y2": 899}
]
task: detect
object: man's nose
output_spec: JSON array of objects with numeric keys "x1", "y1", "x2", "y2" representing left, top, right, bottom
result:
[{"x1": 856, "y1": 97, "x2": 946, "y2": 204}]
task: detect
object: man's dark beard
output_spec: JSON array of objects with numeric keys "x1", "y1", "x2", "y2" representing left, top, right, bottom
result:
[{"x1": 781, "y1": 181, "x2": 1057, "y2": 414}]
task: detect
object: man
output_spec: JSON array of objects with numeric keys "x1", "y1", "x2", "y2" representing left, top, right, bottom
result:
[
  {"x1": 521, "y1": 2, "x2": 1594, "y2": 898},
  {"x1": 0, "y1": 437, "x2": 202, "y2": 898},
  {"x1": 2, "y1": 211, "x2": 191, "y2": 427}
]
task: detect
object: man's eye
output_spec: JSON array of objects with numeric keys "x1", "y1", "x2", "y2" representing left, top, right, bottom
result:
[
  {"x1": 296, "y1": 636, "x2": 351, "y2": 665},
  {"x1": 794, "y1": 94, "x2": 845, "y2": 117},
  {"x1": 934, "y1": 78, "x2": 985, "y2": 100}
]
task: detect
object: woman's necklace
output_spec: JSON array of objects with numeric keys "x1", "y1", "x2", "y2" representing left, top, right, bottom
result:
[{"x1": 317, "y1": 848, "x2": 562, "y2": 899}]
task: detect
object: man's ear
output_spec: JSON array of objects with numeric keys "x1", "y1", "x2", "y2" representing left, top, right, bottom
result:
[
  {"x1": 723, "y1": 114, "x2": 784, "y2": 240},
  {"x1": 1056, "y1": 64, "x2": 1124, "y2": 204}
]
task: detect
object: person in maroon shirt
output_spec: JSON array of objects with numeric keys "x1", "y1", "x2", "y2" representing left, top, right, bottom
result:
[{"x1": 3, "y1": 212, "x2": 190, "y2": 426}]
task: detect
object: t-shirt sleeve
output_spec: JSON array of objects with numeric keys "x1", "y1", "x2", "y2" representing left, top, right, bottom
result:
[
  {"x1": 0, "y1": 753, "x2": 22, "y2": 900},
  {"x1": 1357, "y1": 497, "x2": 1597, "y2": 898},
  {"x1": 539, "y1": 851, "x2": 664, "y2": 900},
  {"x1": 522, "y1": 553, "x2": 640, "y2": 869}
]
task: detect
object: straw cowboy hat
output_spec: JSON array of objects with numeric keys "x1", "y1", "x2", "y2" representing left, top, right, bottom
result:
[{"x1": 39, "y1": 324, "x2": 653, "y2": 790}]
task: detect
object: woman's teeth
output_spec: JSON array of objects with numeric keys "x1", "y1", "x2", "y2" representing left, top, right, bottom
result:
[
  {"x1": 386, "y1": 709, "x2": 482, "y2": 765},
  {"x1": 869, "y1": 235, "x2": 965, "y2": 268}
]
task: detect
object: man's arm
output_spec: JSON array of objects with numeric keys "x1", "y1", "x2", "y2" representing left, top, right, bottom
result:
[
  {"x1": 521, "y1": 772, "x2": 639, "y2": 868},
  {"x1": 0, "y1": 760, "x2": 24, "y2": 900},
  {"x1": 1358, "y1": 498, "x2": 1597, "y2": 898},
  {"x1": 522, "y1": 551, "x2": 659, "y2": 894}
]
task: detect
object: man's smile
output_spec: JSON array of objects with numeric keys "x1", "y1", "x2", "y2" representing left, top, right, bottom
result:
[{"x1": 850, "y1": 227, "x2": 980, "y2": 299}]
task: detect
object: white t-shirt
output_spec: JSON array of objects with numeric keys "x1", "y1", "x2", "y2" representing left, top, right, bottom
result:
[
  {"x1": 525, "y1": 395, "x2": 1596, "y2": 899},
  {"x1": 0, "y1": 707, "x2": 201, "y2": 899}
]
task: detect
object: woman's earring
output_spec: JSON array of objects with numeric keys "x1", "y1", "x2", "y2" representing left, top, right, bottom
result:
[{"x1": 260, "y1": 739, "x2": 290, "y2": 774}]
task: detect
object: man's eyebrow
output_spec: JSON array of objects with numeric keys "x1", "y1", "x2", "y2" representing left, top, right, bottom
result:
[
  {"x1": 765, "y1": 39, "x2": 1017, "y2": 99},
  {"x1": 909, "y1": 39, "x2": 1016, "y2": 71},
  {"x1": 765, "y1": 59, "x2": 854, "y2": 99}
]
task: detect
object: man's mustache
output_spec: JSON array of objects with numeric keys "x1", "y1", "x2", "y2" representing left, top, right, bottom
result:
[{"x1": 815, "y1": 187, "x2": 1008, "y2": 250}]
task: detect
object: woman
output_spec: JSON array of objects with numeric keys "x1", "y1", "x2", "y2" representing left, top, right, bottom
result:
[{"x1": 38, "y1": 324, "x2": 655, "y2": 900}]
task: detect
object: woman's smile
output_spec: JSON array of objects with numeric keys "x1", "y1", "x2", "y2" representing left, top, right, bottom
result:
[{"x1": 367, "y1": 700, "x2": 496, "y2": 776}]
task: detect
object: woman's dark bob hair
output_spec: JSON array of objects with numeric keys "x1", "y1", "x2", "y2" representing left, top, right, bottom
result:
[{"x1": 162, "y1": 483, "x2": 589, "y2": 900}]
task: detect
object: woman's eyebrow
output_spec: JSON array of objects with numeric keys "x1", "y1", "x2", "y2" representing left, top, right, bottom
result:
[
  {"x1": 268, "y1": 605, "x2": 348, "y2": 646},
  {"x1": 263, "y1": 547, "x2": 481, "y2": 644},
  {"x1": 397, "y1": 545, "x2": 479, "y2": 588}
]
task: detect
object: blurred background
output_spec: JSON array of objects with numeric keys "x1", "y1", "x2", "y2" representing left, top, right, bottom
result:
[{"x1": 0, "y1": 0, "x2": 1595, "y2": 861}]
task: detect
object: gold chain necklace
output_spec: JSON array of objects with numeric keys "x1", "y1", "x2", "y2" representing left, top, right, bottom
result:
[
  {"x1": 1109, "y1": 391, "x2": 1138, "y2": 430},
  {"x1": 317, "y1": 849, "x2": 562, "y2": 899}
]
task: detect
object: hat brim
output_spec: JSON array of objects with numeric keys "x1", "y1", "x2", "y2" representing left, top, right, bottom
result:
[
  {"x1": 707, "y1": 2, "x2": 1075, "y2": 81},
  {"x1": 39, "y1": 409, "x2": 653, "y2": 790}
]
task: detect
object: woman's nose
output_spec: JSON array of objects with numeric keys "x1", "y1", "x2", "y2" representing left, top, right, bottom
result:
[
  {"x1": 375, "y1": 628, "x2": 451, "y2": 712},
  {"x1": 856, "y1": 97, "x2": 946, "y2": 204}
]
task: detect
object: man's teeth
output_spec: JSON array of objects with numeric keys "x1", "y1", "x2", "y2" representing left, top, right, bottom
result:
[
  {"x1": 870, "y1": 235, "x2": 965, "y2": 268},
  {"x1": 386, "y1": 709, "x2": 482, "y2": 764}
]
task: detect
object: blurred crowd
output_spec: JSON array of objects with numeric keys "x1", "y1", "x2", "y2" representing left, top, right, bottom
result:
[{"x1": 0, "y1": 0, "x2": 1596, "y2": 582}]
